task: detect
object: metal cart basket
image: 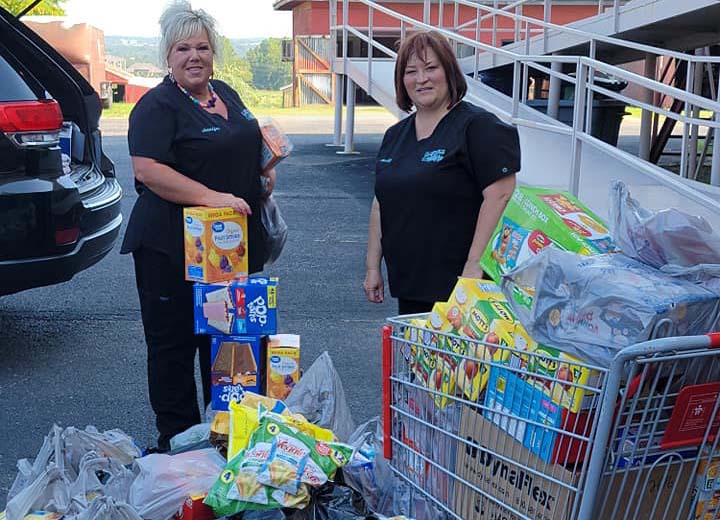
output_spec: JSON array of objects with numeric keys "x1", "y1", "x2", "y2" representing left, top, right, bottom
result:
[{"x1": 381, "y1": 316, "x2": 720, "y2": 520}]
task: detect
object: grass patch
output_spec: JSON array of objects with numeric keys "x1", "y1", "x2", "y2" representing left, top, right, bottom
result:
[{"x1": 101, "y1": 102, "x2": 135, "y2": 119}]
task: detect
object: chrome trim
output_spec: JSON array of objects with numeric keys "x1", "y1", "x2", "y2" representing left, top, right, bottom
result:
[
  {"x1": 69, "y1": 164, "x2": 105, "y2": 195},
  {"x1": 82, "y1": 177, "x2": 122, "y2": 210}
]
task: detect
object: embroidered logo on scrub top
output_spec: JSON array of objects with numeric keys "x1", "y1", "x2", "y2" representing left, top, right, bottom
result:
[
  {"x1": 379, "y1": 158, "x2": 393, "y2": 164},
  {"x1": 241, "y1": 108, "x2": 256, "y2": 121},
  {"x1": 421, "y1": 149, "x2": 446, "y2": 163},
  {"x1": 202, "y1": 126, "x2": 221, "y2": 133}
]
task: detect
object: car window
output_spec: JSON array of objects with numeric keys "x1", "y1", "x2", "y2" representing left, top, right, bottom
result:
[{"x1": 0, "y1": 52, "x2": 42, "y2": 102}]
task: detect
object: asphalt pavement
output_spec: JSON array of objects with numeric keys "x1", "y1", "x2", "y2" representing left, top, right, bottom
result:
[{"x1": 0, "y1": 128, "x2": 396, "y2": 507}]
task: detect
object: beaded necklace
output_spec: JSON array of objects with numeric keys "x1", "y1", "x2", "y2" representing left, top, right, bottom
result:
[{"x1": 174, "y1": 78, "x2": 217, "y2": 108}]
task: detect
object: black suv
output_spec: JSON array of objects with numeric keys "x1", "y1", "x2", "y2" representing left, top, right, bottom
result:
[{"x1": 0, "y1": 7, "x2": 122, "y2": 296}]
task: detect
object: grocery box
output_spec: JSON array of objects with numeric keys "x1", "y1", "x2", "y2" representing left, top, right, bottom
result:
[
  {"x1": 184, "y1": 206, "x2": 248, "y2": 283},
  {"x1": 194, "y1": 276, "x2": 278, "y2": 335},
  {"x1": 455, "y1": 406, "x2": 696, "y2": 520},
  {"x1": 259, "y1": 118, "x2": 292, "y2": 174},
  {"x1": 480, "y1": 186, "x2": 615, "y2": 284},
  {"x1": 210, "y1": 335, "x2": 264, "y2": 411},
  {"x1": 266, "y1": 334, "x2": 300, "y2": 400}
]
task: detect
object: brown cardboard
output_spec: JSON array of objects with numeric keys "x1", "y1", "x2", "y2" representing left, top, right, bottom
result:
[{"x1": 454, "y1": 407, "x2": 696, "y2": 520}]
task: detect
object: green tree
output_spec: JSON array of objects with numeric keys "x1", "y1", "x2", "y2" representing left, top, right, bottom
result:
[
  {"x1": 0, "y1": 0, "x2": 66, "y2": 16},
  {"x1": 215, "y1": 35, "x2": 258, "y2": 105},
  {"x1": 245, "y1": 38, "x2": 292, "y2": 91}
]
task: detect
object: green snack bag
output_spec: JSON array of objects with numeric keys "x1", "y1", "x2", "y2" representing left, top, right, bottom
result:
[
  {"x1": 203, "y1": 450, "x2": 310, "y2": 516},
  {"x1": 480, "y1": 187, "x2": 615, "y2": 284},
  {"x1": 254, "y1": 413, "x2": 354, "y2": 494}
]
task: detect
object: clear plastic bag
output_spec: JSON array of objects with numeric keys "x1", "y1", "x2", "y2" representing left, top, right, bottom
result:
[
  {"x1": 261, "y1": 194, "x2": 288, "y2": 265},
  {"x1": 501, "y1": 248, "x2": 720, "y2": 366},
  {"x1": 169, "y1": 423, "x2": 211, "y2": 452},
  {"x1": 285, "y1": 352, "x2": 355, "y2": 442},
  {"x1": 128, "y1": 448, "x2": 225, "y2": 520},
  {"x1": 610, "y1": 180, "x2": 720, "y2": 268}
]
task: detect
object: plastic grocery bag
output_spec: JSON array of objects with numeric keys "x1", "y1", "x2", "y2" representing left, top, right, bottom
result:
[
  {"x1": 7, "y1": 425, "x2": 63, "y2": 502},
  {"x1": 610, "y1": 180, "x2": 720, "y2": 268},
  {"x1": 501, "y1": 248, "x2": 720, "y2": 366},
  {"x1": 286, "y1": 352, "x2": 356, "y2": 442},
  {"x1": 5, "y1": 466, "x2": 71, "y2": 520},
  {"x1": 74, "y1": 496, "x2": 143, "y2": 520},
  {"x1": 128, "y1": 448, "x2": 226, "y2": 520},
  {"x1": 68, "y1": 453, "x2": 135, "y2": 508},
  {"x1": 261, "y1": 194, "x2": 288, "y2": 265},
  {"x1": 169, "y1": 423, "x2": 211, "y2": 452}
]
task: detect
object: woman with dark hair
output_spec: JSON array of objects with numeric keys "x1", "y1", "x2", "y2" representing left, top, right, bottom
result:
[
  {"x1": 363, "y1": 31, "x2": 521, "y2": 315},
  {"x1": 121, "y1": 1, "x2": 273, "y2": 451}
]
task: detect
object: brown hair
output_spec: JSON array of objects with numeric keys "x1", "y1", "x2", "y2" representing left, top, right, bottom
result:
[{"x1": 394, "y1": 31, "x2": 467, "y2": 112}]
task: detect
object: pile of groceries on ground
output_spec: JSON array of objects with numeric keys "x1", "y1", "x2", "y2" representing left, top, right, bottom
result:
[
  {"x1": 392, "y1": 181, "x2": 720, "y2": 519},
  {"x1": 1, "y1": 122, "x2": 424, "y2": 520}
]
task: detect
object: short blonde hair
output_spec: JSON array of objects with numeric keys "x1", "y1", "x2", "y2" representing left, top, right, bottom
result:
[{"x1": 159, "y1": 0, "x2": 220, "y2": 66}]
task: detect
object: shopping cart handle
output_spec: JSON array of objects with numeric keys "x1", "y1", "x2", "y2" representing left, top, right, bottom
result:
[{"x1": 708, "y1": 332, "x2": 720, "y2": 348}]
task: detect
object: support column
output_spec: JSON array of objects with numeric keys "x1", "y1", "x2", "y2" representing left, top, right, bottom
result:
[
  {"x1": 327, "y1": 73, "x2": 344, "y2": 147},
  {"x1": 338, "y1": 77, "x2": 358, "y2": 155},
  {"x1": 688, "y1": 49, "x2": 705, "y2": 177},
  {"x1": 547, "y1": 59, "x2": 562, "y2": 120},
  {"x1": 711, "y1": 73, "x2": 720, "y2": 186},
  {"x1": 639, "y1": 54, "x2": 657, "y2": 161}
]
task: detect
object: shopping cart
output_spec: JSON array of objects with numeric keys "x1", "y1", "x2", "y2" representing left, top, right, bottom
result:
[{"x1": 381, "y1": 316, "x2": 720, "y2": 520}]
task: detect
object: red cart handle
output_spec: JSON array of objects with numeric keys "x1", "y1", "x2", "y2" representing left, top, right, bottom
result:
[{"x1": 708, "y1": 333, "x2": 720, "y2": 348}]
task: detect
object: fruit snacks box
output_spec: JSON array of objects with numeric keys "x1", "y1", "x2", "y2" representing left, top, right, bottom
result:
[
  {"x1": 259, "y1": 118, "x2": 293, "y2": 174},
  {"x1": 210, "y1": 335, "x2": 264, "y2": 411},
  {"x1": 480, "y1": 186, "x2": 615, "y2": 284},
  {"x1": 266, "y1": 334, "x2": 300, "y2": 400},
  {"x1": 184, "y1": 206, "x2": 248, "y2": 283},
  {"x1": 194, "y1": 276, "x2": 278, "y2": 336}
]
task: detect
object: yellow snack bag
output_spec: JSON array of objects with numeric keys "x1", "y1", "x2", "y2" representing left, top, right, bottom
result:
[
  {"x1": 228, "y1": 401, "x2": 260, "y2": 459},
  {"x1": 240, "y1": 391, "x2": 290, "y2": 416}
]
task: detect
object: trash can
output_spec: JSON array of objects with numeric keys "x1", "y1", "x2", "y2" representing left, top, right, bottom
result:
[
  {"x1": 527, "y1": 98, "x2": 629, "y2": 146},
  {"x1": 528, "y1": 72, "x2": 629, "y2": 146}
]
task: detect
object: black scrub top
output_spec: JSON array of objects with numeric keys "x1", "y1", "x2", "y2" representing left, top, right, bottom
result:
[
  {"x1": 375, "y1": 101, "x2": 521, "y2": 302},
  {"x1": 121, "y1": 76, "x2": 266, "y2": 274}
]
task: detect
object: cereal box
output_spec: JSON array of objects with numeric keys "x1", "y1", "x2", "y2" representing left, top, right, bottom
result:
[
  {"x1": 480, "y1": 187, "x2": 615, "y2": 284},
  {"x1": 184, "y1": 206, "x2": 248, "y2": 283},
  {"x1": 266, "y1": 334, "x2": 300, "y2": 400},
  {"x1": 210, "y1": 335, "x2": 264, "y2": 411},
  {"x1": 259, "y1": 118, "x2": 293, "y2": 174},
  {"x1": 194, "y1": 276, "x2": 278, "y2": 335}
]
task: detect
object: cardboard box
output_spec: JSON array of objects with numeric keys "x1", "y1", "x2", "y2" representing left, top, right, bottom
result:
[
  {"x1": 194, "y1": 276, "x2": 278, "y2": 335},
  {"x1": 210, "y1": 335, "x2": 263, "y2": 411},
  {"x1": 454, "y1": 406, "x2": 695, "y2": 520},
  {"x1": 184, "y1": 206, "x2": 248, "y2": 283},
  {"x1": 259, "y1": 118, "x2": 292, "y2": 173},
  {"x1": 266, "y1": 334, "x2": 300, "y2": 400},
  {"x1": 480, "y1": 187, "x2": 615, "y2": 284}
]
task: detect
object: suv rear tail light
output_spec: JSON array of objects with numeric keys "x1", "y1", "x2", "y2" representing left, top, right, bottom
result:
[
  {"x1": 55, "y1": 227, "x2": 79, "y2": 246},
  {"x1": 0, "y1": 100, "x2": 63, "y2": 148}
]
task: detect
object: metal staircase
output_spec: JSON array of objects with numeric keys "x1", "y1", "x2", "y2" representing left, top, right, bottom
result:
[{"x1": 328, "y1": 0, "x2": 720, "y2": 232}]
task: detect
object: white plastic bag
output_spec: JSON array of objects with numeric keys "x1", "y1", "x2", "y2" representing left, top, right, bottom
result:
[
  {"x1": 5, "y1": 466, "x2": 71, "y2": 520},
  {"x1": 501, "y1": 248, "x2": 720, "y2": 366},
  {"x1": 128, "y1": 448, "x2": 226, "y2": 520},
  {"x1": 261, "y1": 194, "x2": 288, "y2": 265},
  {"x1": 7, "y1": 425, "x2": 63, "y2": 502},
  {"x1": 285, "y1": 351, "x2": 355, "y2": 442},
  {"x1": 610, "y1": 180, "x2": 720, "y2": 268},
  {"x1": 169, "y1": 423, "x2": 211, "y2": 452},
  {"x1": 74, "y1": 496, "x2": 143, "y2": 520}
]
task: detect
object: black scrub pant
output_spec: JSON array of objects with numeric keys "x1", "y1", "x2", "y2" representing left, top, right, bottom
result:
[
  {"x1": 132, "y1": 248, "x2": 211, "y2": 451},
  {"x1": 398, "y1": 298, "x2": 434, "y2": 315}
]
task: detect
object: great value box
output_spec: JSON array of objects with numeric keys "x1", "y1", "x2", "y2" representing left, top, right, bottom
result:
[
  {"x1": 194, "y1": 276, "x2": 277, "y2": 336},
  {"x1": 184, "y1": 206, "x2": 248, "y2": 283},
  {"x1": 480, "y1": 187, "x2": 615, "y2": 284},
  {"x1": 210, "y1": 335, "x2": 264, "y2": 411}
]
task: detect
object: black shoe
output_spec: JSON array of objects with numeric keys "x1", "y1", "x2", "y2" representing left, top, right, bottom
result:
[{"x1": 143, "y1": 445, "x2": 169, "y2": 456}]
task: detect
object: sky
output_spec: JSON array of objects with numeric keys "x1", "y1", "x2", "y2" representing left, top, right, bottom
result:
[{"x1": 62, "y1": 0, "x2": 293, "y2": 38}]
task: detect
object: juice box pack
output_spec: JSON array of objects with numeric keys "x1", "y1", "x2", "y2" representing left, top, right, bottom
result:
[
  {"x1": 194, "y1": 276, "x2": 278, "y2": 336},
  {"x1": 480, "y1": 187, "x2": 615, "y2": 284},
  {"x1": 266, "y1": 334, "x2": 301, "y2": 400},
  {"x1": 210, "y1": 335, "x2": 264, "y2": 411},
  {"x1": 184, "y1": 206, "x2": 248, "y2": 283},
  {"x1": 425, "y1": 278, "x2": 599, "y2": 413}
]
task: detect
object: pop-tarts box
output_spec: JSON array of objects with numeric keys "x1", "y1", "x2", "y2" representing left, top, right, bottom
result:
[
  {"x1": 194, "y1": 276, "x2": 278, "y2": 336},
  {"x1": 210, "y1": 335, "x2": 264, "y2": 411}
]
